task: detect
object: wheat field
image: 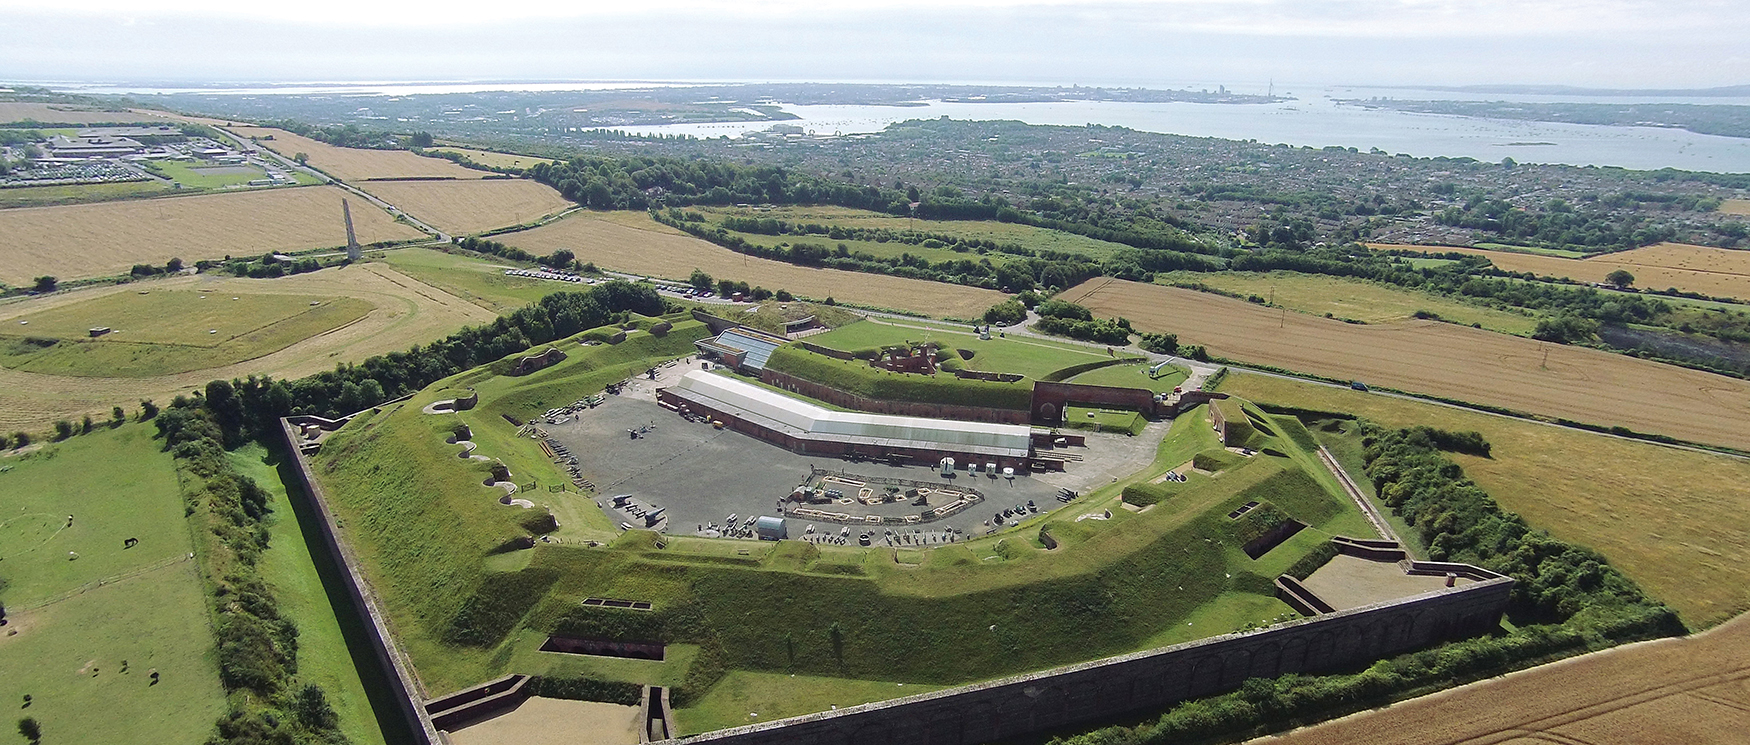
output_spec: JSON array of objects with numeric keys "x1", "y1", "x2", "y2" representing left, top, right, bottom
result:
[
  {"x1": 1060, "y1": 278, "x2": 1750, "y2": 451},
  {"x1": 356, "y1": 179, "x2": 573, "y2": 235},
  {"x1": 0, "y1": 186, "x2": 424, "y2": 285},
  {"x1": 226, "y1": 126, "x2": 487, "y2": 181},
  {"x1": 1369, "y1": 242, "x2": 1750, "y2": 300}
]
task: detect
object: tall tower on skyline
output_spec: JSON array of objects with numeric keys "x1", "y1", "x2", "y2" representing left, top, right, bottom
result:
[{"x1": 342, "y1": 198, "x2": 361, "y2": 262}]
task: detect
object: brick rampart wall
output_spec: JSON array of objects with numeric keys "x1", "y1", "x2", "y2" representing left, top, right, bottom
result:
[
  {"x1": 1031, "y1": 381, "x2": 1160, "y2": 423},
  {"x1": 278, "y1": 420, "x2": 441, "y2": 744}
]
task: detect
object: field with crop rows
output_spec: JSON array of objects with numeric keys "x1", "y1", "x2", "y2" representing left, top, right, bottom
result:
[
  {"x1": 357, "y1": 179, "x2": 572, "y2": 235},
  {"x1": 1160, "y1": 271, "x2": 1541, "y2": 335},
  {"x1": 1222, "y1": 372, "x2": 1750, "y2": 627},
  {"x1": 1369, "y1": 242, "x2": 1750, "y2": 301},
  {"x1": 0, "y1": 263, "x2": 497, "y2": 433},
  {"x1": 499, "y1": 212, "x2": 1006, "y2": 317},
  {"x1": 1255, "y1": 610, "x2": 1750, "y2": 745},
  {"x1": 1059, "y1": 277, "x2": 1750, "y2": 452},
  {"x1": 0, "y1": 185, "x2": 425, "y2": 286},
  {"x1": 226, "y1": 126, "x2": 488, "y2": 181}
]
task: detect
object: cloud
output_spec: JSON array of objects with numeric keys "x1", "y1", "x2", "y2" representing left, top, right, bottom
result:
[{"x1": 0, "y1": 0, "x2": 1744, "y2": 86}]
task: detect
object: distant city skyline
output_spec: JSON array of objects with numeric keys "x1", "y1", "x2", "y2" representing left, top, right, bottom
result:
[{"x1": 2, "y1": 0, "x2": 1746, "y2": 88}]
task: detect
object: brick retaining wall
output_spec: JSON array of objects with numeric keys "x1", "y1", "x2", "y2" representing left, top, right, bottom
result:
[{"x1": 660, "y1": 574, "x2": 1512, "y2": 745}]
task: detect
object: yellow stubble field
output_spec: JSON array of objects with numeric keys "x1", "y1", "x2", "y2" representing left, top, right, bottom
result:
[
  {"x1": 356, "y1": 179, "x2": 573, "y2": 236},
  {"x1": 0, "y1": 185, "x2": 424, "y2": 285},
  {"x1": 226, "y1": 126, "x2": 487, "y2": 181},
  {"x1": 1059, "y1": 278, "x2": 1750, "y2": 452},
  {"x1": 499, "y1": 212, "x2": 1007, "y2": 318},
  {"x1": 1369, "y1": 242, "x2": 1750, "y2": 300}
]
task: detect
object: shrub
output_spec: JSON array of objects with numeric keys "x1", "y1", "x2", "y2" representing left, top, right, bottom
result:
[
  {"x1": 1139, "y1": 332, "x2": 1179, "y2": 355},
  {"x1": 982, "y1": 299, "x2": 1026, "y2": 325},
  {"x1": 1037, "y1": 299, "x2": 1093, "y2": 321}
]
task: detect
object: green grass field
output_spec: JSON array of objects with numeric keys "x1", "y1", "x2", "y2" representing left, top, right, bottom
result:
[
  {"x1": 1064, "y1": 405, "x2": 1146, "y2": 435},
  {"x1": 0, "y1": 180, "x2": 174, "y2": 208},
  {"x1": 376, "y1": 248, "x2": 564, "y2": 314},
  {"x1": 1219, "y1": 371, "x2": 1750, "y2": 627},
  {"x1": 144, "y1": 160, "x2": 272, "y2": 189},
  {"x1": 697, "y1": 205, "x2": 1135, "y2": 260},
  {"x1": 0, "y1": 289, "x2": 374, "y2": 376},
  {"x1": 1158, "y1": 271, "x2": 1541, "y2": 335},
  {"x1": 231, "y1": 444, "x2": 391, "y2": 745},
  {"x1": 676, "y1": 671, "x2": 945, "y2": 734},
  {"x1": 806, "y1": 319, "x2": 1135, "y2": 380},
  {"x1": 0, "y1": 424, "x2": 226, "y2": 745}
]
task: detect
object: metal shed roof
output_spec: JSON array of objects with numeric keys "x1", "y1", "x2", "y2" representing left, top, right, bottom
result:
[{"x1": 667, "y1": 371, "x2": 1032, "y2": 457}]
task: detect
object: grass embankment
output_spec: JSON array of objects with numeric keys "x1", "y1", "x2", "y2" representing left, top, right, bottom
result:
[
  {"x1": 230, "y1": 445, "x2": 391, "y2": 745},
  {"x1": 764, "y1": 344, "x2": 1034, "y2": 410},
  {"x1": 1220, "y1": 371, "x2": 1750, "y2": 627},
  {"x1": 0, "y1": 424, "x2": 227, "y2": 745},
  {"x1": 807, "y1": 319, "x2": 1135, "y2": 381},
  {"x1": 1157, "y1": 270, "x2": 1541, "y2": 335},
  {"x1": 312, "y1": 325, "x2": 708, "y2": 692},
  {"x1": 1066, "y1": 360, "x2": 1189, "y2": 392},
  {"x1": 0, "y1": 289, "x2": 374, "y2": 377}
]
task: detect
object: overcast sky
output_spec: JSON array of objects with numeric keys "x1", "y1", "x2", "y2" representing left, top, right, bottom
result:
[{"x1": 3, "y1": 0, "x2": 1746, "y2": 88}]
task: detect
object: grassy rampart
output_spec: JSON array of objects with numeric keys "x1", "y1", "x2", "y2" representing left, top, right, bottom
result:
[{"x1": 764, "y1": 344, "x2": 1033, "y2": 410}]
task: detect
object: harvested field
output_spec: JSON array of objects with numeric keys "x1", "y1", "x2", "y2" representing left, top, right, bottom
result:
[
  {"x1": 0, "y1": 185, "x2": 424, "y2": 285},
  {"x1": 0, "y1": 102, "x2": 177, "y2": 124},
  {"x1": 1223, "y1": 372, "x2": 1750, "y2": 627},
  {"x1": 0, "y1": 263, "x2": 496, "y2": 432},
  {"x1": 428, "y1": 147, "x2": 555, "y2": 171},
  {"x1": 1252, "y1": 610, "x2": 1750, "y2": 745},
  {"x1": 226, "y1": 126, "x2": 487, "y2": 181},
  {"x1": 1161, "y1": 271, "x2": 1540, "y2": 335},
  {"x1": 1720, "y1": 198, "x2": 1750, "y2": 216},
  {"x1": 1369, "y1": 242, "x2": 1750, "y2": 300},
  {"x1": 1058, "y1": 277, "x2": 1750, "y2": 452},
  {"x1": 499, "y1": 212, "x2": 1006, "y2": 317},
  {"x1": 357, "y1": 179, "x2": 572, "y2": 235}
]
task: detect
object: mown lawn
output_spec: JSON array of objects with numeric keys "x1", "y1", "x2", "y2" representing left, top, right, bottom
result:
[{"x1": 377, "y1": 248, "x2": 564, "y2": 313}]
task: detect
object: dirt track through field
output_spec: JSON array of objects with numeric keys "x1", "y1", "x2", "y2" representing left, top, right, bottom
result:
[
  {"x1": 0, "y1": 185, "x2": 424, "y2": 285},
  {"x1": 1253, "y1": 611, "x2": 1750, "y2": 745},
  {"x1": 356, "y1": 179, "x2": 573, "y2": 235},
  {"x1": 500, "y1": 212, "x2": 1006, "y2": 318},
  {"x1": 1058, "y1": 278, "x2": 1750, "y2": 451},
  {"x1": 0, "y1": 263, "x2": 496, "y2": 432}
]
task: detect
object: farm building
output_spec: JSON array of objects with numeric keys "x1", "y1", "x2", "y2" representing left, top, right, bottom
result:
[
  {"x1": 694, "y1": 327, "x2": 788, "y2": 372},
  {"x1": 657, "y1": 370, "x2": 1045, "y2": 470}
]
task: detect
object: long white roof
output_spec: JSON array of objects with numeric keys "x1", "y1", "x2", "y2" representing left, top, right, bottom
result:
[{"x1": 667, "y1": 370, "x2": 1032, "y2": 457}]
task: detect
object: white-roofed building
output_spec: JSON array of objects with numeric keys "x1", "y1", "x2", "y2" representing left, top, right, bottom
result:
[{"x1": 657, "y1": 370, "x2": 1043, "y2": 469}]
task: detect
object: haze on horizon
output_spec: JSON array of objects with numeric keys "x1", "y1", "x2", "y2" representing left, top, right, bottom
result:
[{"x1": 2, "y1": 0, "x2": 1747, "y2": 91}]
